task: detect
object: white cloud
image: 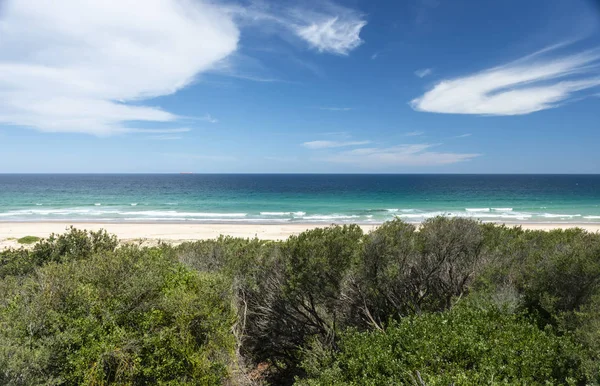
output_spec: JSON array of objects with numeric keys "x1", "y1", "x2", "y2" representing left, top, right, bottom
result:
[
  {"x1": 404, "y1": 131, "x2": 424, "y2": 136},
  {"x1": 296, "y1": 17, "x2": 366, "y2": 55},
  {"x1": 227, "y1": 2, "x2": 367, "y2": 55},
  {"x1": 303, "y1": 139, "x2": 479, "y2": 166},
  {"x1": 209, "y1": 52, "x2": 289, "y2": 82},
  {"x1": 0, "y1": 0, "x2": 366, "y2": 136},
  {"x1": 411, "y1": 46, "x2": 600, "y2": 115},
  {"x1": 455, "y1": 133, "x2": 472, "y2": 138},
  {"x1": 302, "y1": 140, "x2": 371, "y2": 149},
  {"x1": 415, "y1": 68, "x2": 433, "y2": 78},
  {"x1": 325, "y1": 144, "x2": 480, "y2": 167},
  {"x1": 0, "y1": 0, "x2": 239, "y2": 135}
]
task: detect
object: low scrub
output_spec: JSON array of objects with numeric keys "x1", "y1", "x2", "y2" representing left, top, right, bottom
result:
[
  {"x1": 299, "y1": 302, "x2": 583, "y2": 385},
  {"x1": 16, "y1": 235, "x2": 40, "y2": 244},
  {"x1": 1, "y1": 219, "x2": 599, "y2": 385}
]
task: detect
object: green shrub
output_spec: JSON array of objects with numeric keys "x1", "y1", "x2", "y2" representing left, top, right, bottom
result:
[
  {"x1": 347, "y1": 217, "x2": 485, "y2": 329},
  {"x1": 477, "y1": 226, "x2": 600, "y2": 313},
  {"x1": 2, "y1": 220, "x2": 600, "y2": 385},
  {"x1": 173, "y1": 236, "x2": 278, "y2": 280},
  {"x1": 299, "y1": 302, "x2": 584, "y2": 386},
  {"x1": 0, "y1": 227, "x2": 119, "y2": 279},
  {"x1": 0, "y1": 246, "x2": 236, "y2": 385},
  {"x1": 16, "y1": 235, "x2": 40, "y2": 245},
  {"x1": 31, "y1": 226, "x2": 118, "y2": 265},
  {"x1": 518, "y1": 230, "x2": 600, "y2": 319},
  {"x1": 0, "y1": 247, "x2": 35, "y2": 278},
  {"x1": 243, "y1": 224, "x2": 363, "y2": 383}
]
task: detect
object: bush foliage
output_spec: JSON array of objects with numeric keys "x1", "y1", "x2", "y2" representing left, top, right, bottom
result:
[
  {"x1": 1, "y1": 220, "x2": 599, "y2": 385},
  {"x1": 0, "y1": 243, "x2": 235, "y2": 385},
  {"x1": 299, "y1": 302, "x2": 583, "y2": 386},
  {"x1": 16, "y1": 235, "x2": 40, "y2": 245}
]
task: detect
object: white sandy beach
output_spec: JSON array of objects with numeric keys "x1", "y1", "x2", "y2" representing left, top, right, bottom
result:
[
  {"x1": 0, "y1": 222, "x2": 378, "y2": 250},
  {"x1": 1, "y1": 222, "x2": 599, "y2": 250}
]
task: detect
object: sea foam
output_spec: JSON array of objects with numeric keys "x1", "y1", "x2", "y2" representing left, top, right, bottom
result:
[
  {"x1": 260, "y1": 211, "x2": 306, "y2": 216},
  {"x1": 465, "y1": 208, "x2": 490, "y2": 212},
  {"x1": 122, "y1": 211, "x2": 248, "y2": 218},
  {"x1": 540, "y1": 213, "x2": 581, "y2": 218},
  {"x1": 298, "y1": 214, "x2": 361, "y2": 220}
]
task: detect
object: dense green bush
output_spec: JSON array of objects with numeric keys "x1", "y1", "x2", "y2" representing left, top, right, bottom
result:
[
  {"x1": 173, "y1": 236, "x2": 279, "y2": 282},
  {"x1": 1, "y1": 218, "x2": 600, "y2": 385},
  {"x1": 241, "y1": 225, "x2": 363, "y2": 382},
  {"x1": 31, "y1": 226, "x2": 118, "y2": 265},
  {"x1": 0, "y1": 246, "x2": 235, "y2": 385},
  {"x1": 477, "y1": 226, "x2": 600, "y2": 317},
  {"x1": 17, "y1": 235, "x2": 41, "y2": 245},
  {"x1": 298, "y1": 303, "x2": 584, "y2": 385},
  {"x1": 0, "y1": 247, "x2": 35, "y2": 278},
  {"x1": 347, "y1": 218, "x2": 485, "y2": 329},
  {"x1": 1, "y1": 227, "x2": 118, "y2": 279}
]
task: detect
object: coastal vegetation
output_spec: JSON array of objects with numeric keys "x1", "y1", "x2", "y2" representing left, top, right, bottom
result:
[
  {"x1": 1, "y1": 219, "x2": 599, "y2": 385},
  {"x1": 16, "y1": 235, "x2": 40, "y2": 244}
]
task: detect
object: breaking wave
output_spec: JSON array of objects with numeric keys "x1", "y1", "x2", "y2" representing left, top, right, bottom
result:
[{"x1": 0, "y1": 205, "x2": 597, "y2": 224}]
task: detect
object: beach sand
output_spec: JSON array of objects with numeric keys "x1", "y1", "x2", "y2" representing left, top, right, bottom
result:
[{"x1": 1, "y1": 222, "x2": 599, "y2": 250}]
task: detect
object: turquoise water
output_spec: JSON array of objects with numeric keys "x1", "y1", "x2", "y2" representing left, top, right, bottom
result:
[{"x1": 1, "y1": 174, "x2": 599, "y2": 223}]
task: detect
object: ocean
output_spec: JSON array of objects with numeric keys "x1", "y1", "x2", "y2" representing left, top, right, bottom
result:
[{"x1": 0, "y1": 174, "x2": 599, "y2": 224}]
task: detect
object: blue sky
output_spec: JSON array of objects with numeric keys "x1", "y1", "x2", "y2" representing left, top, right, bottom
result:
[{"x1": 1, "y1": 0, "x2": 599, "y2": 173}]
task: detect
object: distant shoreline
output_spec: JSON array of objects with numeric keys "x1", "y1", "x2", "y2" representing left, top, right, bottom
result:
[
  {"x1": 1, "y1": 221, "x2": 600, "y2": 251},
  {"x1": 1, "y1": 219, "x2": 600, "y2": 226}
]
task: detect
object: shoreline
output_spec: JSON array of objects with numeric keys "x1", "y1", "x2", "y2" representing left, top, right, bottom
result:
[
  {"x1": 1, "y1": 221, "x2": 600, "y2": 251},
  {"x1": 2, "y1": 219, "x2": 600, "y2": 226}
]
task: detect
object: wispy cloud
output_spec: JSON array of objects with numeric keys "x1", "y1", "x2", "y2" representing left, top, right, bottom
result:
[
  {"x1": 454, "y1": 133, "x2": 472, "y2": 138},
  {"x1": 318, "y1": 107, "x2": 353, "y2": 111},
  {"x1": 210, "y1": 53, "x2": 289, "y2": 83},
  {"x1": 0, "y1": 0, "x2": 365, "y2": 136},
  {"x1": 411, "y1": 44, "x2": 600, "y2": 115},
  {"x1": 415, "y1": 68, "x2": 433, "y2": 78},
  {"x1": 296, "y1": 16, "x2": 366, "y2": 55},
  {"x1": 324, "y1": 143, "x2": 480, "y2": 167},
  {"x1": 404, "y1": 131, "x2": 424, "y2": 136},
  {"x1": 227, "y1": 2, "x2": 367, "y2": 56},
  {"x1": 371, "y1": 49, "x2": 390, "y2": 60},
  {"x1": 0, "y1": 0, "x2": 239, "y2": 135},
  {"x1": 302, "y1": 140, "x2": 371, "y2": 149}
]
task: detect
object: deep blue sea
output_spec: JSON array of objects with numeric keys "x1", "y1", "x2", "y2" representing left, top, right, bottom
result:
[{"x1": 1, "y1": 174, "x2": 599, "y2": 224}]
